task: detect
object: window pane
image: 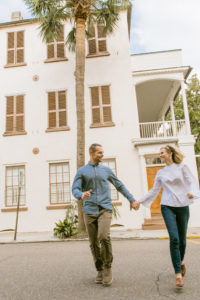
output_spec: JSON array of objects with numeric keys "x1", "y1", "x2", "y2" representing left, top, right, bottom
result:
[
  {"x1": 64, "y1": 193, "x2": 70, "y2": 202},
  {"x1": 63, "y1": 164, "x2": 69, "y2": 172},
  {"x1": 63, "y1": 172, "x2": 69, "y2": 182},
  {"x1": 57, "y1": 173, "x2": 63, "y2": 183},
  {"x1": 50, "y1": 174, "x2": 57, "y2": 183},
  {"x1": 50, "y1": 165, "x2": 56, "y2": 173},
  {"x1": 51, "y1": 184, "x2": 56, "y2": 193},
  {"x1": 57, "y1": 165, "x2": 62, "y2": 174},
  {"x1": 63, "y1": 183, "x2": 70, "y2": 192}
]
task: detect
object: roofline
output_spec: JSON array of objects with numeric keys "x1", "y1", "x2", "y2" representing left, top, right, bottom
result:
[
  {"x1": 0, "y1": 18, "x2": 38, "y2": 28},
  {"x1": 131, "y1": 49, "x2": 182, "y2": 56}
]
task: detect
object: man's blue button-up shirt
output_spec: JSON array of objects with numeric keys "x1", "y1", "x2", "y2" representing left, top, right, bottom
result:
[{"x1": 72, "y1": 162, "x2": 136, "y2": 214}]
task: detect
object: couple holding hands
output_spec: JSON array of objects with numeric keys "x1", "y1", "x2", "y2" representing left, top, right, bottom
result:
[{"x1": 72, "y1": 143, "x2": 200, "y2": 288}]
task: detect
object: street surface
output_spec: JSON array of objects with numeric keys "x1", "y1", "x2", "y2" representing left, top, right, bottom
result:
[{"x1": 0, "y1": 239, "x2": 199, "y2": 300}]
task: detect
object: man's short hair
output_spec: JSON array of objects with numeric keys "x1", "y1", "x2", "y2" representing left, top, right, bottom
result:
[{"x1": 89, "y1": 143, "x2": 102, "y2": 153}]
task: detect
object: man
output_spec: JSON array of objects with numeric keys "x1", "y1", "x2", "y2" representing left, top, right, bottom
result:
[{"x1": 72, "y1": 143, "x2": 138, "y2": 286}]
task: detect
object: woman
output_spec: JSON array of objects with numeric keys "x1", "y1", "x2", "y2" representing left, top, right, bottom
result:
[{"x1": 138, "y1": 145, "x2": 200, "y2": 287}]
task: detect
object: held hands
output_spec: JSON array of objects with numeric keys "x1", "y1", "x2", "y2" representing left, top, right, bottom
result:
[
  {"x1": 130, "y1": 201, "x2": 140, "y2": 211},
  {"x1": 81, "y1": 189, "x2": 92, "y2": 200},
  {"x1": 187, "y1": 193, "x2": 194, "y2": 199}
]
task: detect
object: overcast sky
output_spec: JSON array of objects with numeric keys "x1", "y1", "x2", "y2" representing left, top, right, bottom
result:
[{"x1": 0, "y1": 0, "x2": 200, "y2": 76}]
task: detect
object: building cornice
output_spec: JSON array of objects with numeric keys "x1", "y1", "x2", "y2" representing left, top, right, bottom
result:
[{"x1": 132, "y1": 66, "x2": 192, "y2": 78}]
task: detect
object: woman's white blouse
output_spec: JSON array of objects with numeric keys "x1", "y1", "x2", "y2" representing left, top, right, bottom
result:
[{"x1": 140, "y1": 163, "x2": 200, "y2": 207}]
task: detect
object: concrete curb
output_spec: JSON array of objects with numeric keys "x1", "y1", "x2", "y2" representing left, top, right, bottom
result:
[{"x1": 0, "y1": 235, "x2": 200, "y2": 244}]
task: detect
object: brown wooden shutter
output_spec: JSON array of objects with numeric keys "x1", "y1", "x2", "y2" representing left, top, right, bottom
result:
[
  {"x1": 103, "y1": 107, "x2": 112, "y2": 122},
  {"x1": 92, "y1": 108, "x2": 100, "y2": 124},
  {"x1": 7, "y1": 32, "x2": 14, "y2": 64},
  {"x1": 58, "y1": 91, "x2": 67, "y2": 127},
  {"x1": 48, "y1": 92, "x2": 56, "y2": 128},
  {"x1": 48, "y1": 92, "x2": 56, "y2": 110},
  {"x1": 59, "y1": 112, "x2": 67, "y2": 127},
  {"x1": 98, "y1": 40, "x2": 107, "y2": 52},
  {"x1": 98, "y1": 25, "x2": 107, "y2": 52},
  {"x1": 101, "y1": 86, "x2": 110, "y2": 104},
  {"x1": 101, "y1": 86, "x2": 112, "y2": 122},
  {"x1": 6, "y1": 96, "x2": 14, "y2": 132},
  {"x1": 58, "y1": 91, "x2": 66, "y2": 109},
  {"x1": 91, "y1": 87, "x2": 99, "y2": 106},
  {"x1": 57, "y1": 44, "x2": 64, "y2": 58},
  {"x1": 97, "y1": 26, "x2": 106, "y2": 38},
  {"x1": 16, "y1": 31, "x2": 24, "y2": 63},
  {"x1": 57, "y1": 26, "x2": 64, "y2": 42},
  {"x1": 91, "y1": 87, "x2": 100, "y2": 124},
  {"x1": 17, "y1": 31, "x2": 24, "y2": 47},
  {"x1": 88, "y1": 39, "x2": 96, "y2": 55},
  {"x1": 16, "y1": 95, "x2": 24, "y2": 131},
  {"x1": 47, "y1": 44, "x2": 55, "y2": 59}
]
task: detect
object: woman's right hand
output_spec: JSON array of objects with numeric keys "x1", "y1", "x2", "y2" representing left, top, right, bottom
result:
[{"x1": 187, "y1": 193, "x2": 194, "y2": 199}]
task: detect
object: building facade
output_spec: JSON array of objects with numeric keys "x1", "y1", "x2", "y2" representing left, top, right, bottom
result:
[{"x1": 0, "y1": 11, "x2": 199, "y2": 233}]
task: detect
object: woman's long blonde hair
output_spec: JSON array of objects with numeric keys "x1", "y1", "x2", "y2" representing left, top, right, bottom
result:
[{"x1": 162, "y1": 145, "x2": 184, "y2": 164}]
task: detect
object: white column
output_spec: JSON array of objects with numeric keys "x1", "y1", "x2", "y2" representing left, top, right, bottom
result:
[
  {"x1": 181, "y1": 80, "x2": 191, "y2": 134},
  {"x1": 139, "y1": 155, "x2": 151, "y2": 219},
  {"x1": 170, "y1": 100, "x2": 177, "y2": 136},
  {"x1": 162, "y1": 116, "x2": 167, "y2": 137}
]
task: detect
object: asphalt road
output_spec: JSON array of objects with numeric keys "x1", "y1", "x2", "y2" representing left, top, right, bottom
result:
[{"x1": 0, "y1": 239, "x2": 199, "y2": 300}]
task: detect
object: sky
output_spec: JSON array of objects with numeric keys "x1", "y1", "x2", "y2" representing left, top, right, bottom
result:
[{"x1": 0, "y1": 0, "x2": 200, "y2": 76}]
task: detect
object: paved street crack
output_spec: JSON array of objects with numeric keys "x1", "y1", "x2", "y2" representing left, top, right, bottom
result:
[{"x1": 155, "y1": 272, "x2": 176, "y2": 299}]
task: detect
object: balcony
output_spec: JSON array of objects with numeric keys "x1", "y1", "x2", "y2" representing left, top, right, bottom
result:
[{"x1": 139, "y1": 120, "x2": 186, "y2": 139}]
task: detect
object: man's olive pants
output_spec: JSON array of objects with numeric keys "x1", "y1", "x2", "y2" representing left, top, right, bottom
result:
[{"x1": 84, "y1": 209, "x2": 113, "y2": 271}]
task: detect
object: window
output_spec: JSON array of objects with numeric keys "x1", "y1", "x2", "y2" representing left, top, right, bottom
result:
[
  {"x1": 4, "y1": 95, "x2": 26, "y2": 135},
  {"x1": 46, "y1": 26, "x2": 66, "y2": 61},
  {"x1": 90, "y1": 85, "x2": 114, "y2": 127},
  {"x1": 7, "y1": 31, "x2": 25, "y2": 66},
  {"x1": 47, "y1": 90, "x2": 68, "y2": 131},
  {"x1": 88, "y1": 24, "x2": 108, "y2": 56},
  {"x1": 49, "y1": 162, "x2": 71, "y2": 204},
  {"x1": 102, "y1": 159, "x2": 118, "y2": 201},
  {"x1": 5, "y1": 166, "x2": 25, "y2": 207}
]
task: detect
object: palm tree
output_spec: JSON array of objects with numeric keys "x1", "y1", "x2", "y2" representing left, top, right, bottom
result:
[{"x1": 24, "y1": 0, "x2": 132, "y2": 231}]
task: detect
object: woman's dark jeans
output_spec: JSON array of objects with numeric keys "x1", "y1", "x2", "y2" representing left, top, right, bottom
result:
[{"x1": 161, "y1": 205, "x2": 190, "y2": 274}]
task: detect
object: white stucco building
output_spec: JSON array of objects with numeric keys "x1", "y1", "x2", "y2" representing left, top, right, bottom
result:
[{"x1": 0, "y1": 10, "x2": 199, "y2": 233}]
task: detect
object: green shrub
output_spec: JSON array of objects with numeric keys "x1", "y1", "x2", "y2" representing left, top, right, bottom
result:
[{"x1": 54, "y1": 206, "x2": 78, "y2": 239}]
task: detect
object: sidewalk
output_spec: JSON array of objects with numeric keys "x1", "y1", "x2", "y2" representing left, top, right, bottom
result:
[{"x1": 0, "y1": 227, "x2": 200, "y2": 244}]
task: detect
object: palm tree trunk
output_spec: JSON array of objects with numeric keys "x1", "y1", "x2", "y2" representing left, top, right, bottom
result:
[{"x1": 75, "y1": 17, "x2": 86, "y2": 231}]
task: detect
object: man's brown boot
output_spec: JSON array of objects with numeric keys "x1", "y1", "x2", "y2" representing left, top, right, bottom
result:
[
  {"x1": 103, "y1": 268, "x2": 112, "y2": 286},
  {"x1": 95, "y1": 270, "x2": 103, "y2": 284}
]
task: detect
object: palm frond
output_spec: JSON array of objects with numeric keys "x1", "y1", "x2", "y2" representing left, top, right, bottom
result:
[
  {"x1": 66, "y1": 27, "x2": 76, "y2": 52},
  {"x1": 24, "y1": 0, "x2": 72, "y2": 42}
]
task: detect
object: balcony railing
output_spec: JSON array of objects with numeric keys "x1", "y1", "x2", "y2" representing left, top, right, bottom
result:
[{"x1": 139, "y1": 120, "x2": 186, "y2": 139}]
